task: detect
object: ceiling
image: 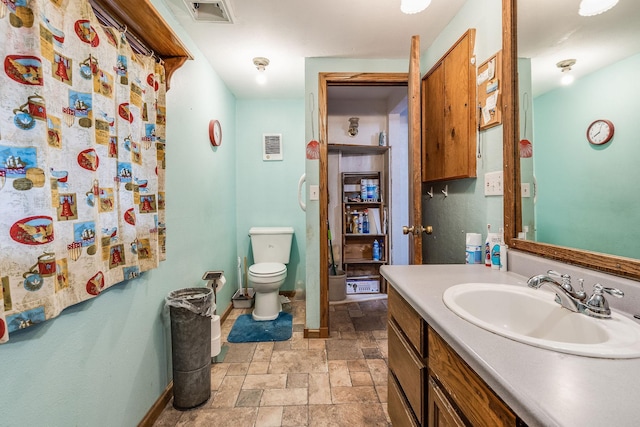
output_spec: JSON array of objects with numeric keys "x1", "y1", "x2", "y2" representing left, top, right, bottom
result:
[
  {"x1": 161, "y1": 0, "x2": 640, "y2": 100},
  {"x1": 518, "y1": 0, "x2": 640, "y2": 96},
  {"x1": 162, "y1": 0, "x2": 466, "y2": 98}
]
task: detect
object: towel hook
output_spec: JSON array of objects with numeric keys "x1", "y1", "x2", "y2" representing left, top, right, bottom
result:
[
  {"x1": 441, "y1": 185, "x2": 448, "y2": 198},
  {"x1": 426, "y1": 186, "x2": 434, "y2": 198}
]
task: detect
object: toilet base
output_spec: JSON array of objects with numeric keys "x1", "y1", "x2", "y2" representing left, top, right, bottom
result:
[{"x1": 252, "y1": 290, "x2": 282, "y2": 321}]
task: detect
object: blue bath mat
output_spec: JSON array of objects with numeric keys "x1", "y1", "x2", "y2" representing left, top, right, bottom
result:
[{"x1": 227, "y1": 312, "x2": 292, "y2": 343}]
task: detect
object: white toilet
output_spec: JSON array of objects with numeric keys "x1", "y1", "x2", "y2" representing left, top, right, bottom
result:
[{"x1": 248, "y1": 226, "x2": 294, "y2": 321}]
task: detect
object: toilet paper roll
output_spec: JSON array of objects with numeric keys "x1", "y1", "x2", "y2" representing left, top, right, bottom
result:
[
  {"x1": 465, "y1": 233, "x2": 482, "y2": 246},
  {"x1": 465, "y1": 233, "x2": 483, "y2": 264},
  {"x1": 214, "y1": 275, "x2": 226, "y2": 292}
]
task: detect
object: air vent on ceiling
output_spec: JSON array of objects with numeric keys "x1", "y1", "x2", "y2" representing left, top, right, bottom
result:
[
  {"x1": 183, "y1": 0, "x2": 234, "y2": 23},
  {"x1": 263, "y1": 134, "x2": 283, "y2": 161}
]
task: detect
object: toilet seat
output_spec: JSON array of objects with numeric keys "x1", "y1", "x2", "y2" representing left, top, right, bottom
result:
[{"x1": 249, "y1": 262, "x2": 286, "y2": 277}]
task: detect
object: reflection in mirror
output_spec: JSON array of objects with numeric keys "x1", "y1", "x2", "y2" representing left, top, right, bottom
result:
[{"x1": 517, "y1": 0, "x2": 640, "y2": 260}]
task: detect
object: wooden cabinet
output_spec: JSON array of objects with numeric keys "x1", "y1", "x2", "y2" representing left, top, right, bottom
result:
[
  {"x1": 427, "y1": 378, "x2": 465, "y2": 427},
  {"x1": 421, "y1": 29, "x2": 477, "y2": 182},
  {"x1": 388, "y1": 286, "x2": 427, "y2": 425},
  {"x1": 388, "y1": 285, "x2": 524, "y2": 427},
  {"x1": 428, "y1": 326, "x2": 517, "y2": 427},
  {"x1": 340, "y1": 171, "x2": 388, "y2": 293}
]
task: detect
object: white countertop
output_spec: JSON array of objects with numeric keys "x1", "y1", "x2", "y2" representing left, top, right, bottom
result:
[{"x1": 381, "y1": 264, "x2": 640, "y2": 427}]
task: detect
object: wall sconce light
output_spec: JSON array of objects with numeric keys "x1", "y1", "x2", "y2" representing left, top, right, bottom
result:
[
  {"x1": 347, "y1": 117, "x2": 359, "y2": 137},
  {"x1": 253, "y1": 57, "x2": 269, "y2": 85},
  {"x1": 578, "y1": 0, "x2": 618, "y2": 16},
  {"x1": 401, "y1": 0, "x2": 431, "y2": 14},
  {"x1": 557, "y1": 59, "x2": 576, "y2": 85}
]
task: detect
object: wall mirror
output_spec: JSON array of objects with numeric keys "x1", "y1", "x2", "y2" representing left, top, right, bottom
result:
[{"x1": 504, "y1": 0, "x2": 640, "y2": 280}]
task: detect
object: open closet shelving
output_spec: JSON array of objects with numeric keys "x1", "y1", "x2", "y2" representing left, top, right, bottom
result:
[{"x1": 330, "y1": 144, "x2": 389, "y2": 294}]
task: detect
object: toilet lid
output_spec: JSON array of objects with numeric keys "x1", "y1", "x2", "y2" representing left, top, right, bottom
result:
[{"x1": 249, "y1": 262, "x2": 286, "y2": 276}]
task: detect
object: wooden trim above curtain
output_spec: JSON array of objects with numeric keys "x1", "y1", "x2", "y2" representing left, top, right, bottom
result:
[{"x1": 91, "y1": 0, "x2": 192, "y2": 89}]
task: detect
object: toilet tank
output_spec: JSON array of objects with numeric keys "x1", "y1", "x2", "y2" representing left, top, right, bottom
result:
[{"x1": 249, "y1": 227, "x2": 294, "y2": 264}]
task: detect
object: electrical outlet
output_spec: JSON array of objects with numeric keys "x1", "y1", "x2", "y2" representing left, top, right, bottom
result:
[
  {"x1": 484, "y1": 171, "x2": 503, "y2": 196},
  {"x1": 521, "y1": 182, "x2": 531, "y2": 198}
]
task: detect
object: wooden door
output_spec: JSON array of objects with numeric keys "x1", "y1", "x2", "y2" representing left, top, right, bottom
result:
[{"x1": 407, "y1": 35, "x2": 424, "y2": 265}]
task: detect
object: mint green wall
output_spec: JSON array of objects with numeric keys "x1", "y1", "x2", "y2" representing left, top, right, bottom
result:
[
  {"x1": 533, "y1": 53, "x2": 640, "y2": 259},
  {"x1": 421, "y1": 0, "x2": 504, "y2": 263},
  {"x1": 304, "y1": 58, "x2": 408, "y2": 329},
  {"x1": 235, "y1": 99, "x2": 306, "y2": 292},
  {"x1": 0, "y1": 2, "x2": 240, "y2": 425}
]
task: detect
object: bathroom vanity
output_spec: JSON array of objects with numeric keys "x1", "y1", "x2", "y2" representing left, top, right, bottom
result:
[{"x1": 382, "y1": 261, "x2": 640, "y2": 427}]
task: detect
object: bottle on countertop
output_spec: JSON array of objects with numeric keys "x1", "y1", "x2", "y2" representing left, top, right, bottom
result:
[
  {"x1": 484, "y1": 224, "x2": 492, "y2": 267},
  {"x1": 490, "y1": 233, "x2": 502, "y2": 270},
  {"x1": 499, "y1": 227, "x2": 508, "y2": 272}
]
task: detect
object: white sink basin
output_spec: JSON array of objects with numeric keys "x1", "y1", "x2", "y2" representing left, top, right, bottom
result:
[{"x1": 443, "y1": 283, "x2": 640, "y2": 358}]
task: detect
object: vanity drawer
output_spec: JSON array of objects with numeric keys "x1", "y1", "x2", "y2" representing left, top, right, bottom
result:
[
  {"x1": 428, "y1": 326, "x2": 517, "y2": 427},
  {"x1": 388, "y1": 372, "x2": 420, "y2": 427},
  {"x1": 389, "y1": 318, "x2": 427, "y2": 424},
  {"x1": 389, "y1": 285, "x2": 427, "y2": 356}
]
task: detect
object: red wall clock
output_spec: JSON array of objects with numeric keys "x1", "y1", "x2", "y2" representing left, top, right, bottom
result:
[
  {"x1": 209, "y1": 119, "x2": 222, "y2": 146},
  {"x1": 587, "y1": 119, "x2": 614, "y2": 145}
]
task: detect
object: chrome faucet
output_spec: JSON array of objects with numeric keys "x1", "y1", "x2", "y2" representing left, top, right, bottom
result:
[{"x1": 527, "y1": 270, "x2": 623, "y2": 319}]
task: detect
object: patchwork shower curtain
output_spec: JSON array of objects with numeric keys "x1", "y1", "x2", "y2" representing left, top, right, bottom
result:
[{"x1": 0, "y1": 0, "x2": 167, "y2": 343}]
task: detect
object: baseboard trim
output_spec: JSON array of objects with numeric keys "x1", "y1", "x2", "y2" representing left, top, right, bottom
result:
[
  {"x1": 138, "y1": 381, "x2": 173, "y2": 427},
  {"x1": 219, "y1": 300, "x2": 233, "y2": 323},
  {"x1": 304, "y1": 327, "x2": 329, "y2": 339}
]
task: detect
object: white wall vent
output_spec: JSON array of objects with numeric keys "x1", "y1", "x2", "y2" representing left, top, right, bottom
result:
[
  {"x1": 183, "y1": 1, "x2": 234, "y2": 23},
  {"x1": 263, "y1": 134, "x2": 283, "y2": 161}
]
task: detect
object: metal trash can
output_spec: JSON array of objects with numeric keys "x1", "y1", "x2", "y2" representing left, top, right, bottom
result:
[{"x1": 166, "y1": 287, "x2": 214, "y2": 410}]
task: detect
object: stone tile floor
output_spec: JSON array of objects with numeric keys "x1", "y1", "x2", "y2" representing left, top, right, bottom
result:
[{"x1": 154, "y1": 296, "x2": 390, "y2": 426}]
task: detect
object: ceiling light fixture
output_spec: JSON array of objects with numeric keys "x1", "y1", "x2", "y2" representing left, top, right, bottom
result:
[
  {"x1": 401, "y1": 0, "x2": 431, "y2": 15},
  {"x1": 578, "y1": 0, "x2": 619, "y2": 16},
  {"x1": 253, "y1": 57, "x2": 269, "y2": 85},
  {"x1": 557, "y1": 59, "x2": 576, "y2": 85}
]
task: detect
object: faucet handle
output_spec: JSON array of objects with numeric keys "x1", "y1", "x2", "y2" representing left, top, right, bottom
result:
[
  {"x1": 547, "y1": 270, "x2": 572, "y2": 290},
  {"x1": 599, "y1": 284, "x2": 624, "y2": 298},
  {"x1": 585, "y1": 284, "x2": 624, "y2": 318}
]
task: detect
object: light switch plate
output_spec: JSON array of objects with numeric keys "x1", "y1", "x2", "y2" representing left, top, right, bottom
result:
[
  {"x1": 309, "y1": 185, "x2": 319, "y2": 200},
  {"x1": 484, "y1": 171, "x2": 503, "y2": 196},
  {"x1": 521, "y1": 182, "x2": 531, "y2": 198}
]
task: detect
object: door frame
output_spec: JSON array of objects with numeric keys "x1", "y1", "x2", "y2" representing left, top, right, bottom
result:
[{"x1": 317, "y1": 72, "x2": 408, "y2": 338}]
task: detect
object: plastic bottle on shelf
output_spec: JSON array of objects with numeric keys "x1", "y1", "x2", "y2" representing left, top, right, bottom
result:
[
  {"x1": 352, "y1": 211, "x2": 359, "y2": 234},
  {"x1": 363, "y1": 211, "x2": 369, "y2": 234},
  {"x1": 372, "y1": 239, "x2": 380, "y2": 261},
  {"x1": 360, "y1": 179, "x2": 367, "y2": 201}
]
